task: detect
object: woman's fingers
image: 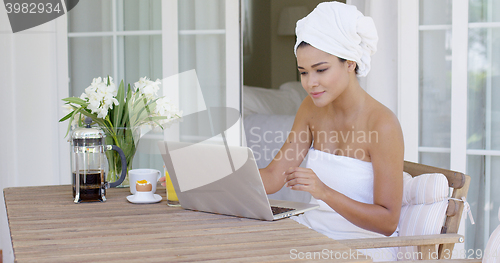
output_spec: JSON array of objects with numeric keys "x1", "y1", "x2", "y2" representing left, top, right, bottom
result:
[
  {"x1": 286, "y1": 177, "x2": 307, "y2": 187},
  {"x1": 284, "y1": 167, "x2": 327, "y2": 200},
  {"x1": 159, "y1": 176, "x2": 166, "y2": 187},
  {"x1": 285, "y1": 167, "x2": 314, "y2": 188},
  {"x1": 284, "y1": 167, "x2": 314, "y2": 182},
  {"x1": 288, "y1": 183, "x2": 307, "y2": 191},
  {"x1": 285, "y1": 166, "x2": 311, "y2": 175}
]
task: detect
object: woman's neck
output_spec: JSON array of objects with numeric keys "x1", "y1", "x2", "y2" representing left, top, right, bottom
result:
[{"x1": 328, "y1": 77, "x2": 367, "y2": 117}]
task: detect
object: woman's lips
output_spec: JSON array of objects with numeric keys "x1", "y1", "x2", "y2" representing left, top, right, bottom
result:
[{"x1": 310, "y1": 91, "x2": 325, "y2": 98}]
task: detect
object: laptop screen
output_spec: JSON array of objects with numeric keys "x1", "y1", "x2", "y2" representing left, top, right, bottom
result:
[{"x1": 160, "y1": 142, "x2": 250, "y2": 192}]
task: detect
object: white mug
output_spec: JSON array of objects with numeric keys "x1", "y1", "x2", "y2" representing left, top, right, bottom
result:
[{"x1": 129, "y1": 169, "x2": 161, "y2": 194}]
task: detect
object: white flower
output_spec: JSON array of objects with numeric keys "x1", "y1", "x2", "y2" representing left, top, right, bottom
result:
[
  {"x1": 154, "y1": 97, "x2": 182, "y2": 125},
  {"x1": 97, "y1": 107, "x2": 109, "y2": 119},
  {"x1": 81, "y1": 76, "x2": 119, "y2": 118},
  {"x1": 154, "y1": 97, "x2": 171, "y2": 116},
  {"x1": 134, "y1": 76, "x2": 161, "y2": 101}
]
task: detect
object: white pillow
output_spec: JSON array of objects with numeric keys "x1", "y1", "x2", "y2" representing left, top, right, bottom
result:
[
  {"x1": 398, "y1": 172, "x2": 450, "y2": 260},
  {"x1": 243, "y1": 85, "x2": 298, "y2": 117},
  {"x1": 279, "y1": 81, "x2": 308, "y2": 106},
  {"x1": 483, "y1": 208, "x2": 500, "y2": 263},
  {"x1": 402, "y1": 172, "x2": 449, "y2": 206}
]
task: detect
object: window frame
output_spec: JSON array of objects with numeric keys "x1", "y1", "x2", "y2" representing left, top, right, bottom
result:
[
  {"x1": 399, "y1": 0, "x2": 500, "y2": 251},
  {"x1": 162, "y1": 0, "x2": 242, "y2": 146}
]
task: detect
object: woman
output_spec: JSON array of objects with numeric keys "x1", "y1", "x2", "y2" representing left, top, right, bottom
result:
[{"x1": 259, "y1": 2, "x2": 404, "y2": 261}]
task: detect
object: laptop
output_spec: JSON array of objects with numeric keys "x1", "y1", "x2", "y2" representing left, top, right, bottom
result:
[{"x1": 158, "y1": 141, "x2": 319, "y2": 221}]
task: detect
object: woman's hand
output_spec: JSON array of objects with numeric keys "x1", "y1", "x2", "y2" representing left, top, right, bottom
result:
[
  {"x1": 284, "y1": 167, "x2": 329, "y2": 200},
  {"x1": 159, "y1": 176, "x2": 166, "y2": 187}
]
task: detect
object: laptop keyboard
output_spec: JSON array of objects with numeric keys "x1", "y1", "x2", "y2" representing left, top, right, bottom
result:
[{"x1": 271, "y1": 206, "x2": 294, "y2": 215}]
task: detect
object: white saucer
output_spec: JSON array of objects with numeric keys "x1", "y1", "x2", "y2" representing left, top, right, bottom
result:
[{"x1": 126, "y1": 193, "x2": 162, "y2": 204}]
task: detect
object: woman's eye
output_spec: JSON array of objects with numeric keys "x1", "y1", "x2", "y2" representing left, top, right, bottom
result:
[
  {"x1": 317, "y1": 68, "x2": 328, "y2": 73},
  {"x1": 299, "y1": 71, "x2": 308, "y2": 75}
]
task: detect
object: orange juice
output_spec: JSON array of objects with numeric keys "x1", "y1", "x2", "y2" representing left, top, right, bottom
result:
[{"x1": 165, "y1": 170, "x2": 180, "y2": 206}]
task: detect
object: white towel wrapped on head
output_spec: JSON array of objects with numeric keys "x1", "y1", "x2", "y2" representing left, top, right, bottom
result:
[{"x1": 294, "y1": 1, "x2": 378, "y2": 77}]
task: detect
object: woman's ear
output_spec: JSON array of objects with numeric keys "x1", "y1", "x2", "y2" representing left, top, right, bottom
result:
[{"x1": 347, "y1": 60, "x2": 357, "y2": 72}]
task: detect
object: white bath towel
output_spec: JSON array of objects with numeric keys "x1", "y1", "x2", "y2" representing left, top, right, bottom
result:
[
  {"x1": 294, "y1": 2, "x2": 378, "y2": 77},
  {"x1": 292, "y1": 147, "x2": 397, "y2": 261}
]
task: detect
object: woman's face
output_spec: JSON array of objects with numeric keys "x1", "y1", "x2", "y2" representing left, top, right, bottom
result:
[{"x1": 296, "y1": 45, "x2": 354, "y2": 108}]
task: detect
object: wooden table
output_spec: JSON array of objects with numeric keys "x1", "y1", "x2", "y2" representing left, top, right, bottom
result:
[{"x1": 4, "y1": 185, "x2": 371, "y2": 262}]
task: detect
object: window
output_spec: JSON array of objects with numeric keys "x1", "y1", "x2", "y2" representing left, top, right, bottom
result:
[
  {"x1": 418, "y1": 0, "x2": 453, "y2": 168},
  {"x1": 466, "y1": 0, "x2": 500, "y2": 250},
  {"x1": 68, "y1": 0, "x2": 162, "y2": 97},
  {"x1": 67, "y1": 0, "x2": 164, "y2": 170},
  {"x1": 66, "y1": 0, "x2": 242, "y2": 172},
  {"x1": 400, "y1": 0, "x2": 500, "y2": 252}
]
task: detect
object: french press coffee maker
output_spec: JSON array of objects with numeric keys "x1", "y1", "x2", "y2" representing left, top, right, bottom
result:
[{"x1": 71, "y1": 117, "x2": 127, "y2": 203}]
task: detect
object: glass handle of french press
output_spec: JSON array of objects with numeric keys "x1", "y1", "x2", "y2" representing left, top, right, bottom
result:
[{"x1": 105, "y1": 145, "x2": 128, "y2": 188}]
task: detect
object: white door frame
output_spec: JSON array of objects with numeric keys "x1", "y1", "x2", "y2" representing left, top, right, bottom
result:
[
  {"x1": 398, "y1": 0, "x2": 469, "y2": 254},
  {"x1": 162, "y1": 0, "x2": 242, "y2": 146},
  {"x1": 398, "y1": 0, "x2": 469, "y2": 172},
  {"x1": 398, "y1": 0, "x2": 419, "y2": 163}
]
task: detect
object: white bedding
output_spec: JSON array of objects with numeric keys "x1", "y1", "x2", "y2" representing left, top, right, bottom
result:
[
  {"x1": 243, "y1": 81, "x2": 307, "y2": 118},
  {"x1": 243, "y1": 81, "x2": 311, "y2": 203}
]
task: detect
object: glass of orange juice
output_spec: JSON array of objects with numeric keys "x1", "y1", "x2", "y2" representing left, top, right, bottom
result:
[{"x1": 165, "y1": 169, "x2": 180, "y2": 207}]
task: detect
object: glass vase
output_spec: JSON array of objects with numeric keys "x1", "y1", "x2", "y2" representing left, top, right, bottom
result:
[{"x1": 105, "y1": 127, "x2": 140, "y2": 187}]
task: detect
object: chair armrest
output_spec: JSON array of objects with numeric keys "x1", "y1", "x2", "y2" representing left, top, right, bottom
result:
[
  {"x1": 382, "y1": 260, "x2": 481, "y2": 263},
  {"x1": 338, "y1": 234, "x2": 464, "y2": 249}
]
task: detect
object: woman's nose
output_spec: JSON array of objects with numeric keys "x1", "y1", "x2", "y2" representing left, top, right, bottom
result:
[{"x1": 307, "y1": 74, "x2": 319, "y2": 88}]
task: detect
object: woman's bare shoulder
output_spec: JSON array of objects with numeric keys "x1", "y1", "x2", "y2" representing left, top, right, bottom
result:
[
  {"x1": 295, "y1": 95, "x2": 316, "y2": 119},
  {"x1": 300, "y1": 95, "x2": 316, "y2": 110},
  {"x1": 366, "y1": 97, "x2": 404, "y2": 174},
  {"x1": 367, "y1": 99, "x2": 402, "y2": 138}
]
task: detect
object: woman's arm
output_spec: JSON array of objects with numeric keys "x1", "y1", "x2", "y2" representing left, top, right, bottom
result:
[
  {"x1": 285, "y1": 111, "x2": 404, "y2": 236},
  {"x1": 259, "y1": 97, "x2": 314, "y2": 194}
]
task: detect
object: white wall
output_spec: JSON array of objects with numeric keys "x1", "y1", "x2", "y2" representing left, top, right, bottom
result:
[
  {"x1": 349, "y1": 0, "x2": 399, "y2": 114},
  {"x1": 0, "y1": 5, "x2": 69, "y2": 262}
]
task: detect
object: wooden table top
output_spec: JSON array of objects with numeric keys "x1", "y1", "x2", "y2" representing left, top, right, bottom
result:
[{"x1": 4, "y1": 185, "x2": 371, "y2": 262}]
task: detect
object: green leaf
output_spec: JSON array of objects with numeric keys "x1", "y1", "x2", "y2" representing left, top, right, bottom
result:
[
  {"x1": 130, "y1": 96, "x2": 155, "y2": 127},
  {"x1": 121, "y1": 107, "x2": 130, "y2": 130},
  {"x1": 121, "y1": 84, "x2": 134, "y2": 128},
  {"x1": 63, "y1": 107, "x2": 83, "y2": 137},
  {"x1": 59, "y1": 111, "x2": 74, "y2": 122},
  {"x1": 114, "y1": 80, "x2": 125, "y2": 130},
  {"x1": 78, "y1": 110, "x2": 113, "y2": 136},
  {"x1": 108, "y1": 107, "x2": 115, "y2": 125},
  {"x1": 62, "y1": 97, "x2": 88, "y2": 107},
  {"x1": 129, "y1": 98, "x2": 143, "y2": 126},
  {"x1": 144, "y1": 116, "x2": 176, "y2": 121}
]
